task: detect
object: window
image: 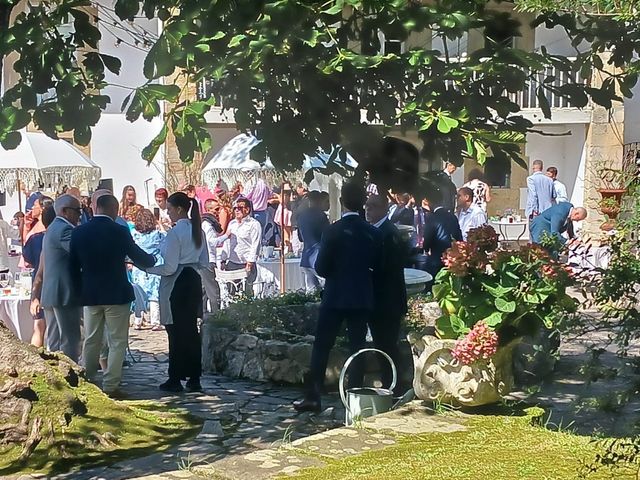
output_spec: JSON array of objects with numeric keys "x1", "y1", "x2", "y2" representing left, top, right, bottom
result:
[
  {"x1": 485, "y1": 157, "x2": 511, "y2": 188},
  {"x1": 361, "y1": 27, "x2": 405, "y2": 55}
]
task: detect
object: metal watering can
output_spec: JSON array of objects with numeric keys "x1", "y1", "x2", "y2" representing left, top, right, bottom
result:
[{"x1": 339, "y1": 348, "x2": 397, "y2": 426}]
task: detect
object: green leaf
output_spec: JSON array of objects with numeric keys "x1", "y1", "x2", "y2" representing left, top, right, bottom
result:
[
  {"x1": 142, "y1": 124, "x2": 168, "y2": 162},
  {"x1": 437, "y1": 114, "x2": 459, "y2": 134},
  {"x1": 483, "y1": 311, "x2": 504, "y2": 327},
  {"x1": 100, "y1": 54, "x2": 122, "y2": 75},
  {"x1": 0, "y1": 131, "x2": 22, "y2": 150},
  {"x1": 495, "y1": 297, "x2": 516, "y2": 313},
  {"x1": 536, "y1": 87, "x2": 551, "y2": 118},
  {"x1": 435, "y1": 315, "x2": 457, "y2": 339},
  {"x1": 483, "y1": 283, "x2": 514, "y2": 297},
  {"x1": 228, "y1": 34, "x2": 246, "y2": 48}
]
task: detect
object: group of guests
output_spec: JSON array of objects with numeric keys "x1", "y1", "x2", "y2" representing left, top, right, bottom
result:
[{"x1": 20, "y1": 179, "x2": 280, "y2": 397}]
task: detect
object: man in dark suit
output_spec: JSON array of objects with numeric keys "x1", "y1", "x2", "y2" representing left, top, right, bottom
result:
[
  {"x1": 365, "y1": 195, "x2": 408, "y2": 392},
  {"x1": 530, "y1": 202, "x2": 587, "y2": 245},
  {"x1": 294, "y1": 182, "x2": 383, "y2": 412},
  {"x1": 70, "y1": 195, "x2": 156, "y2": 397},
  {"x1": 388, "y1": 192, "x2": 414, "y2": 226},
  {"x1": 297, "y1": 190, "x2": 330, "y2": 292},
  {"x1": 422, "y1": 190, "x2": 463, "y2": 279}
]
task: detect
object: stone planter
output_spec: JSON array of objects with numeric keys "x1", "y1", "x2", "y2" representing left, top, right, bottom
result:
[{"x1": 409, "y1": 334, "x2": 517, "y2": 407}]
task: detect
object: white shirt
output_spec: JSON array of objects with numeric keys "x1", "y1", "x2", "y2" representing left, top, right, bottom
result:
[
  {"x1": 148, "y1": 218, "x2": 208, "y2": 276},
  {"x1": 223, "y1": 216, "x2": 262, "y2": 264},
  {"x1": 553, "y1": 180, "x2": 569, "y2": 204},
  {"x1": 0, "y1": 220, "x2": 20, "y2": 271},
  {"x1": 373, "y1": 217, "x2": 386, "y2": 228},
  {"x1": 202, "y1": 221, "x2": 227, "y2": 264},
  {"x1": 457, "y1": 204, "x2": 488, "y2": 240}
]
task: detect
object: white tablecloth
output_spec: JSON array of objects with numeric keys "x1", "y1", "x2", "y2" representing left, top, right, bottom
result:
[
  {"x1": 0, "y1": 294, "x2": 33, "y2": 341},
  {"x1": 257, "y1": 258, "x2": 305, "y2": 292},
  {"x1": 568, "y1": 245, "x2": 611, "y2": 272}
]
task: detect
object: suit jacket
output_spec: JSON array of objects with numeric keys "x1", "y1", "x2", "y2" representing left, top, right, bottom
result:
[
  {"x1": 526, "y1": 171, "x2": 555, "y2": 218},
  {"x1": 530, "y1": 202, "x2": 573, "y2": 244},
  {"x1": 69, "y1": 216, "x2": 156, "y2": 306},
  {"x1": 422, "y1": 207, "x2": 463, "y2": 276},
  {"x1": 297, "y1": 206, "x2": 330, "y2": 269},
  {"x1": 373, "y1": 220, "x2": 408, "y2": 317},
  {"x1": 438, "y1": 171, "x2": 457, "y2": 213},
  {"x1": 315, "y1": 214, "x2": 383, "y2": 311},
  {"x1": 388, "y1": 205, "x2": 414, "y2": 226},
  {"x1": 41, "y1": 217, "x2": 78, "y2": 308}
]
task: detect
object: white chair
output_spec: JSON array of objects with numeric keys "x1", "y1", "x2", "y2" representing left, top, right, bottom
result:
[{"x1": 215, "y1": 268, "x2": 248, "y2": 308}]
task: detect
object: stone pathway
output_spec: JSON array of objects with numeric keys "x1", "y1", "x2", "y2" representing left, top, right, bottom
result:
[{"x1": 44, "y1": 328, "x2": 345, "y2": 480}]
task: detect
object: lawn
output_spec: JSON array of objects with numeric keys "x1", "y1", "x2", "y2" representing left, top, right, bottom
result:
[{"x1": 286, "y1": 408, "x2": 627, "y2": 480}]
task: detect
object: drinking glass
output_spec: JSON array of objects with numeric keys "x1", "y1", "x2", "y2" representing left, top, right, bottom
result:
[{"x1": 0, "y1": 273, "x2": 10, "y2": 289}]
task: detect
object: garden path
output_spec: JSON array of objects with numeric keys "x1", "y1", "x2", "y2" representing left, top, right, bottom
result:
[{"x1": 17, "y1": 329, "x2": 345, "y2": 480}]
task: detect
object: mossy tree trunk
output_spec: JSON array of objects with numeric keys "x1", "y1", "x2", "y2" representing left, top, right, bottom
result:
[{"x1": 0, "y1": 323, "x2": 86, "y2": 462}]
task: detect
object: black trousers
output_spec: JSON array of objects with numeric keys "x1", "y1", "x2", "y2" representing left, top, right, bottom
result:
[
  {"x1": 308, "y1": 308, "x2": 369, "y2": 397},
  {"x1": 166, "y1": 267, "x2": 202, "y2": 381},
  {"x1": 368, "y1": 312, "x2": 403, "y2": 391}
]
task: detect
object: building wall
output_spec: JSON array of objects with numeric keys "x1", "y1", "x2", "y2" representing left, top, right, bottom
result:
[{"x1": 91, "y1": 114, "x2": 165, "y2": 206}]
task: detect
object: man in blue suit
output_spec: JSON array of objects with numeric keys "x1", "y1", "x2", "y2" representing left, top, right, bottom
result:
[
  {"x1": 297, "y1": 191, "x2": 330, "y2": 292},
  {"x1": 526, "y1": 159, "x2": 555, "y2": 220},
  {"x1": 422, "y1": 190, "x2": 463, "y2": 279},
  {"x1": 70, "y1": 195, "x2": 156, "y2": 397},
  {"x1": 294, "y1": 182, "x2": 383, "y2": 412},
  {"x1": 530, "y1": 202, "x2": 587, "y2": 245}
]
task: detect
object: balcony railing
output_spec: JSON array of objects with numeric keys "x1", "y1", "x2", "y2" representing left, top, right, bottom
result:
[{"x1": 196, "y1": 59, "x2": 589, "y2": 115}]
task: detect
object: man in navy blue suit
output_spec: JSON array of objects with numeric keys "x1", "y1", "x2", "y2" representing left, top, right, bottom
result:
[
  {"x1": 294, "y1": 182, "x2": 383, "y2": 412},
  {"x1": 70, "y1": 195, "x2": 156, "y2": 397},
  {"x1": 365, "y1": 194, "x2": 408, "y2": 393},
  {"x1": 530, "y1": 202, "x2": 587, "y2": 245},
  {"x1": 422, "y1": 190, "x2": 463, "y2": 279}
]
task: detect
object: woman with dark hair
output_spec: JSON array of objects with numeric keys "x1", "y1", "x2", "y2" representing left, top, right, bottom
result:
[
  {"x1": 146, "y1": 192, "x2": 208, "y2": 392},
  {"x1": 131, "y1": 209, "x2": 164, "y2": 330},
  {"x1": 463, "y1": 168, "x2": 492, "y2": 213},
  {"x1": 119, "y1": 185, "x2": 143, "y2": 223}
]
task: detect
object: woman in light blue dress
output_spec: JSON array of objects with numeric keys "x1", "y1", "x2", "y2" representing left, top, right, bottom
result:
[{"x1": 131, "y1": 209, "x2": 164, "y2": 330}]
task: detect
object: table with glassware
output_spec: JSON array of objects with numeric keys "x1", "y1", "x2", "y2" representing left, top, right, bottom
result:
[
  {"x1": 489, "y1": 219, "x2": 530, "y2": 243},
  {"x1": 0, "y1": 272, "x2": 33, "y2": 342},
  {"x1": 257, "y1": 257, "x2": 305, "y2": 292}
]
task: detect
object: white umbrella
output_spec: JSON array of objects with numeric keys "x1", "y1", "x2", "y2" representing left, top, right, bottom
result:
[{"x1": 0, "y1": 131, "x2": 102, "y2": 195}]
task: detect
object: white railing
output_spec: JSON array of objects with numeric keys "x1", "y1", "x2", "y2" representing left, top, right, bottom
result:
[{"x1": 196, "y1": 58, "x2": 588, "y2": 111}]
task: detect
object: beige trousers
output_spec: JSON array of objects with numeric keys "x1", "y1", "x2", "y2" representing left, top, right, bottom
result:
[{"x1": 82, "y1": 304, "x2": 131, "y2": 393}]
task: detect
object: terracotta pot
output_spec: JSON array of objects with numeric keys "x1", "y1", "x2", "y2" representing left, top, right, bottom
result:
[
  {"x1": 600, "y1": 205, "x2": 621, "y2": 220},
  {"x1": 598, "y1": 188, "x2": 627, "y2": 204},
  {"x1": 408, "y1": 334, "x2": 519, "y2": 407}
]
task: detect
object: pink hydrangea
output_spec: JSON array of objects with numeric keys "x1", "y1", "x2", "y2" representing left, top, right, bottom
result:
[{"x1": 451, "y1": 321, "x2": 499, "y2": 365}]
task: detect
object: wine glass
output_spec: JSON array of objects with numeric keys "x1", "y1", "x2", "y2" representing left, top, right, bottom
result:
[{"x1": 0, "y1": 273, "x2": 10, "y2": 289}]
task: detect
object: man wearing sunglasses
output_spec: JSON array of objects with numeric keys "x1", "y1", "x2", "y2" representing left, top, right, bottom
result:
[
  {"x1": 40, "y1": 194, "x2": 83, "y2": 362},
  {"x1": 221, "y1": 198, "x2": 262, "y2": 294}
]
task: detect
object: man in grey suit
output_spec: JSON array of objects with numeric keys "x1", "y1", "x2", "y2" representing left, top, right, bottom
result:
[
  {"x1": 526, "y1": 159, "x2": 555, "y2": 221},
  {"x1": 41, "y1": 194, "x2": 83, "y2": 362}
]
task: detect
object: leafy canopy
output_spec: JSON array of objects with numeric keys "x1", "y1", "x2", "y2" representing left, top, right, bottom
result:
[{"x1": 0, "y1": 0, "x2": 636, "y2": 190}]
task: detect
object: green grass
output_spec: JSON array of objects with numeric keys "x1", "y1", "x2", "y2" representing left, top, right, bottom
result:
[
  {"x1": 284, "y1": 408, "x2": 618, "y2": 480},
  {"x1": 0, "y1": 377, "x2": 201, "y2": 476}
]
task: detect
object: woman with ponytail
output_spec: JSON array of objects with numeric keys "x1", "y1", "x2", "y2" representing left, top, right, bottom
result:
[{"x1": 147, "y1": 192, "x2": 208, "y2": 392}]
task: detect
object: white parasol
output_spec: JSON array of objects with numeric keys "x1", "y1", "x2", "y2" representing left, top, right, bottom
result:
[{"x1": 0, "y1": 131, "x2": 102, "y2": 195}]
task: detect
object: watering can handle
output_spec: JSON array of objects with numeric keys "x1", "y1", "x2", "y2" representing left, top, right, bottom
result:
[{"x1": 339, "y1": 348, "x2": 397, "y2": 410}]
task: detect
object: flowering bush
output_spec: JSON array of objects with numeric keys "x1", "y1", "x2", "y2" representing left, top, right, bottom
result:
[
  {"x1": 433, "y1": 225, "x2": 577, "y2": 361},
  {"x1": 451, "y1": 321, "x2": 499, "y2": 365}
]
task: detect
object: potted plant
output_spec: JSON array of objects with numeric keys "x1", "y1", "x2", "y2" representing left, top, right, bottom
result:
[{"x1": 409, "y1": 225, "x2": 577, "y2": 406}]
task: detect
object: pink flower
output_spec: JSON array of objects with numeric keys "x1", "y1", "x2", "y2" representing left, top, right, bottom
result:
[{"x1": 451, "y1": 321, "x2": 499, "y2": 365}]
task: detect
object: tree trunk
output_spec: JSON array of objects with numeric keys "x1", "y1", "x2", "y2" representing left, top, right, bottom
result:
[{"x1": 0, "y1": 322, "x2": 86, "y2": 463}]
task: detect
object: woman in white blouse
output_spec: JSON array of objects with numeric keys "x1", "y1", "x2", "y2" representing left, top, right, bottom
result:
[{"x1": 147, "y1": 192, "x2": 208, "y2": 393}]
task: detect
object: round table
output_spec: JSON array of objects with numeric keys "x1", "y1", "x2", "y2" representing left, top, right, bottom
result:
[
  {"x1": 489, "y1": 220, "x2": 529, "y2": 243},
  {"x1": 257, "y1": 258, "x2": 305, "y2": 292},
  {"x1": 0, "y1": 293, "x2": 33, "y2": 342}
]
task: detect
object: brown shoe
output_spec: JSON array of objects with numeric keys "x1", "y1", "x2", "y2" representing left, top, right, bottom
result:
[{"x1": 104, "y1": 389, "x2": 128, "y2": 400}]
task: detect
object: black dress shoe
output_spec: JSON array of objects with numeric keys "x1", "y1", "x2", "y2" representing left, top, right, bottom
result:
[
  {"x1": 185, "y1": 378, "x2": 203, "y2": 392},
  {"x1": 293, "y1": 397, "x2": 322, "y2": 413},
  {"x1": 159, "y1": 380, "x2": 184, "y2": 392}
]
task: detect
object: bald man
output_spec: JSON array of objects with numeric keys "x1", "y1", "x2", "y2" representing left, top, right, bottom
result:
[
  {"x1": 530, "y1": 202, "x2": 587, "y2": 245},
  {"x1": 92, "y1": 188, "x2": 129, "y2": 228}
]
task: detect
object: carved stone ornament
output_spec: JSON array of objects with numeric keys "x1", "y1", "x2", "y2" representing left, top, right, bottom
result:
[{"x1": 408, "y1": 334, "x2": 518, "y2": 407}]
